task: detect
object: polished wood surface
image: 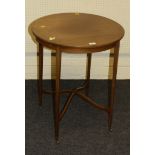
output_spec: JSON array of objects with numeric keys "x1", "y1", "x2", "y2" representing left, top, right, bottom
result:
[{"x1": 31, "y1": 13, "x2": 124, "y2": 52}]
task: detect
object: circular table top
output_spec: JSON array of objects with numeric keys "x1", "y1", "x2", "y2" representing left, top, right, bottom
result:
[{"x1": 31, "y1": 13, "x2": 124, "y2": 51}]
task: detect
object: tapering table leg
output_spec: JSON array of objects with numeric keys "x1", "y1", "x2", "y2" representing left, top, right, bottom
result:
[
  {"x1": 85, "y1": 53, "x2": 92, "y2": 95},
  {"x1": 108, "y1": 42, "x2": 120, "y2": 131},
  {"x1": 38, "y1": 43, "x2": 43, "y2": 106},
  {"x1": 54, "y1": 48, "x2": 62, "y2": 143}
]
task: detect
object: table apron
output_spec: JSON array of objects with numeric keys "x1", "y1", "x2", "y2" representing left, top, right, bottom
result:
[{"x1": 36, "y1": 37, "x2": 119, "y2": 53}]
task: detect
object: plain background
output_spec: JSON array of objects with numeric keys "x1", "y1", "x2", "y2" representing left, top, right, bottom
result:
[{"x1": 0, "y1": 0, "x2": 155, "y2": 155}]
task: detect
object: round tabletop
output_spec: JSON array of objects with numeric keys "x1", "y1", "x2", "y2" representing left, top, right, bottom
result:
[{"x1": 30, "y1": 13, "x2": 124, "y2": 52}]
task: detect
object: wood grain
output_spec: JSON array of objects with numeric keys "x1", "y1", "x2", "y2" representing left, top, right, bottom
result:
[{"x1": 30, "y1": 13, "x2": 124, "y2": 53}]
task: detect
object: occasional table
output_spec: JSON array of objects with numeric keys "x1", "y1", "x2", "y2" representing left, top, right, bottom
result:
[{"x1": 30, "y1": 13, "x2": 124, "y2": 143}]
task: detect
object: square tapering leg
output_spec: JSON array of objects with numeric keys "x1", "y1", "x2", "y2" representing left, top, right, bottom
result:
[
  {"x1": 85, "y1": 53, "x2": 92, "y2": 95},
  {"x1": 54, "y1": 49, "x2": 62, "y2": 143},
  {"x1": 37, "y1": 43, "x2": 43, "y2": 106},
  {"x1": 108, "y1": 42, "x2": 120, "y2": 131}
]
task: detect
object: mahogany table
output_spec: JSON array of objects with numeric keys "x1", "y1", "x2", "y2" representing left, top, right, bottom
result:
[{"x1": 30, "y1": 13, "x2": 124, "y2": 143}]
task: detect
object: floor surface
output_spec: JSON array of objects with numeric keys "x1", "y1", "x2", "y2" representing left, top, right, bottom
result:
[{"x1": 25, "y1": 80, "x2": 130, "y2": 155}]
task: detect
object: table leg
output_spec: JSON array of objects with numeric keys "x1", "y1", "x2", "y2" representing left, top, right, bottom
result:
[
  {"x1": 54, "y1": 49, "x2": 62, "y2": 143},
  {"x1": 108, "y1": 42, "x2": 120, "y2": 131},
  {"x1": 38, "y1": 43, "x2": 43, "y2": 106},
  {"x1": 85, "y1": 53, "x2": 92, "y2": 95}
]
